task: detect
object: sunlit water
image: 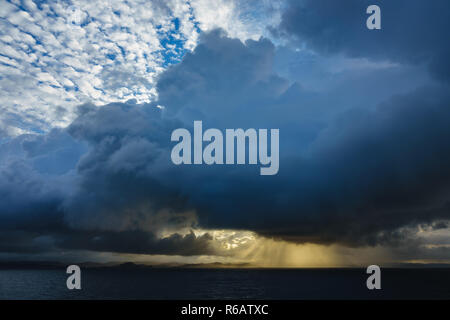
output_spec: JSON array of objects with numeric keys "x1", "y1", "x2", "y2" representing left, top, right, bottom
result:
[{"x1": 0, "y1": 268, "x2": 449, "y2": 299}]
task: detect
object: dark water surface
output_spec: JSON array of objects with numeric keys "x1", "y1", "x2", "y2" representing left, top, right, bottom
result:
[{"x1": 0, "y1": 268, "x2": 449, "y2": 299}]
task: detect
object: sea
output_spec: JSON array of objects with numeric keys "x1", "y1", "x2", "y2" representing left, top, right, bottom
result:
[{"x1": 0, "y1": 268, "x2": 449, "y2": 300}]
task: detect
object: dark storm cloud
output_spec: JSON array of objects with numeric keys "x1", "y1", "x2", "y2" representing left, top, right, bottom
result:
[
  {"x1": 1, "y1": 27, "x2": 450, "y2": 258},
  {"x1": 279, "y1": 0, "x2": 450, "y2": 82},
  {"x1": 0, "y1": 104, "x2": 212, "y2": 256},
  {"x1": 62, "y1": 102, "x2": 190, "y2": 231},
  {"x1": 0, "y1": 229, "x2": 216, "y2": 257},
  {"x1": 156, "y1": 29, "x2": 290, "y2": 127},
  {"x1": 150, "y1": 30, "x2": 450, "y2": 246},
  {"x1": 165, "y1": 83, "x2": 450, "y2": 246},
  {"x1": 58, "y1": 230, "x2": 215, "y2": 256}
]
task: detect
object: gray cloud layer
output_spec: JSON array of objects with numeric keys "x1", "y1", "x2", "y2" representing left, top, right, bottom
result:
[{"x1": 279, "y1": 0, "x2": 450, "y2": 82}]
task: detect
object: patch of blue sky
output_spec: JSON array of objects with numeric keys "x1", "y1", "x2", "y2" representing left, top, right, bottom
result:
[{"x1": 157, "y1": 18, "x2": 194, "y2": 68}]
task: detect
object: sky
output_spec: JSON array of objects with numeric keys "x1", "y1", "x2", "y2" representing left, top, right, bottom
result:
[{"x1": 1, "y1": 0, "x2": 450, "y2": 267}]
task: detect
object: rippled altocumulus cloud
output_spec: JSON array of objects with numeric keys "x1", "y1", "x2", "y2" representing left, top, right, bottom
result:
[{"x1": 0, "y1": 0, "x2": 281, "y2": 136}]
